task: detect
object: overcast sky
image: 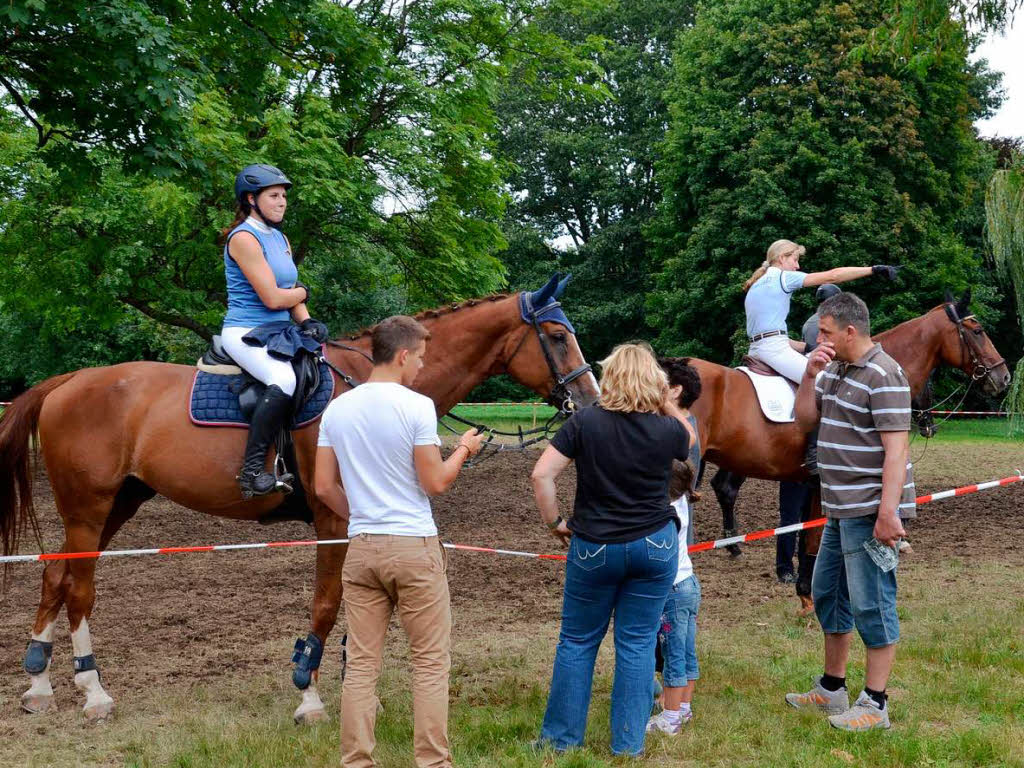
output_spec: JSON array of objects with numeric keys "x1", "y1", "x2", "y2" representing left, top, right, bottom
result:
[{"x1": 974, "y1": 23, "x2": 1023, "y2": 138}]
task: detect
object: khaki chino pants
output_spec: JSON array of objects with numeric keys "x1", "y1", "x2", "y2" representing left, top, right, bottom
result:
[{"x1": 341, "y1": 533, "x2": 452, "y2": 768}]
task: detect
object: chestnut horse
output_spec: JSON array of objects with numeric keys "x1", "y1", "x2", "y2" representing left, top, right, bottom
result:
[
  {"x1": 677, "y1": 289, "x2": 1010, "y2": 572},
  {"x1": 0, "y1": 277, "x2": 598, "y2": 723}
]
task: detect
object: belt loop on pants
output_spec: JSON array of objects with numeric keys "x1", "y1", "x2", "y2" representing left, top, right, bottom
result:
[{"x1": 750, "y1": 329, "x2": 787, "y2": 342}]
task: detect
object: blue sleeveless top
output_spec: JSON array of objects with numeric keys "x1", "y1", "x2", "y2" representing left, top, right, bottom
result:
[{"x1": 222, "y1": 219, "x2": 299, "y2": 328}]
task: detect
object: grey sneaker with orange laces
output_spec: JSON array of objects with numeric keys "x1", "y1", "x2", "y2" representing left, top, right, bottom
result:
[
  {"x1": 828, "y1": 691, "x2": 891, "y2": 731},
  {"x1": 785, "y1": 677, "x2": 849, "y2": 715}
]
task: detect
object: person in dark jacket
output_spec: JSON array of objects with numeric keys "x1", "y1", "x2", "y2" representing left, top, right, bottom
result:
[
  {"x1": 777, "y1": 284, "x2": 841, "y2": 582},
  {"x1": 531, "y1": 342, "x2": 696, "y2": 757}
]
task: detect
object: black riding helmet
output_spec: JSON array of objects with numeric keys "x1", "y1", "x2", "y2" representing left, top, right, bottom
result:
[
  {"x1": 816, "y1": 283, "x2": 841, "y2": 304},
  {"x1": 235, "y1": 164, "x2": 292, "y2": 229}
]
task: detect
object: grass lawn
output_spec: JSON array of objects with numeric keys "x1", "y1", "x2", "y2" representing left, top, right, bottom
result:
[{"x1": 30, "y1": 559, "x2": 1020, "y2": 768}]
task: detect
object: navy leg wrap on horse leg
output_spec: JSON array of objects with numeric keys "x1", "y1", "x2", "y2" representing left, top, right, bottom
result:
[
  {"x1": 292, "y1": 633, "x2": 323, "y2": 690},
  {"x1": 24, "y1": 640, "x2": 53, "y2": 675},
  {"x1": 73, "y1": 654, "x2": 101, "y2": 682}
]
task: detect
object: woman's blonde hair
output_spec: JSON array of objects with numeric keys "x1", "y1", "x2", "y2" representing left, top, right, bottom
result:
[
  {"x1": 598, "y1": 342, "x2": 667, "y2": 414},
  {"x1": 742, "y1": 239, "x2": 806, "y2": 292}
]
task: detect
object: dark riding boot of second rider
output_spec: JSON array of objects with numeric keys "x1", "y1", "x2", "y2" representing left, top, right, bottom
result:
[{"x1": 238, "y1": 385, "x2": 293, "y2": 497}]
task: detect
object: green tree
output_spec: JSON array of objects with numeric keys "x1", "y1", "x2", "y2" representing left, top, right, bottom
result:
[
  {"x1": 0, "y1": 0, "x2": 584, "y2": 385},
  {"x1": 986, "y1": 156, "x2": 1024, "y2": 419},
  {"x1": 0, "y1": 0, "x2": 194, "y2": 162},
  {"x1": 650, "y1": 0, "x2": 1004, "y2": 363},
  {"x1": 495, "y1": 0, "x2": 695, "y2": 360}
]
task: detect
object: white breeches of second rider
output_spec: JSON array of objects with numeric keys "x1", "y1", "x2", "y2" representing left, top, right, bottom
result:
[
  {"x1": 220, "y1": 326, "x2": 297, "y2": 396},
  {"x1": 747, "y1": 334, "x2": 808, "y2": 384}
]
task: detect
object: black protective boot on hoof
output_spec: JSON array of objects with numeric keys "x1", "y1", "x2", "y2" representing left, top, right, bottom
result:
[{"x1": 238, "y1": 385, "x2": 294, "y2": 498}]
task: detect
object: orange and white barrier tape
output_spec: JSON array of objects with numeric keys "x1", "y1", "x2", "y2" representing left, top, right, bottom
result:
[{"x1": 0, "y1": 472, "x2": 1020, "y2": 565}]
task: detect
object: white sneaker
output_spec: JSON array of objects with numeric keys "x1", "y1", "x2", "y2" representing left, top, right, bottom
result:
[
  {"x1": 785, "y1": 677, "x2": 849, "y2": 715},
  {"x1": 828, "y1": 691, "x2": 891, "y2": 731},
  {"x1": 646, "y1": 709, "x2": 691, "y2": 734}
]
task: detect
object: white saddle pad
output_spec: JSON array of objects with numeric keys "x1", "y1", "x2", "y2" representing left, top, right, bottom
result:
[{"x1": 736, "y1": 367, "x2": 796, "y2": 423}]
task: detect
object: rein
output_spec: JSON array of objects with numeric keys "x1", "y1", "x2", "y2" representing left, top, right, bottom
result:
[
  {"x1": 320, "y1": 341, "x2": 371, "y2": 390},
  {"x1": 437, "y1": 408, "x2": 565, "y2": 466}
]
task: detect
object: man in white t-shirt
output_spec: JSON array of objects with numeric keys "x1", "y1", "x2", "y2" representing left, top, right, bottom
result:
[{"x1": 314, "y1": 315, "x2": 485, "y2": 768}]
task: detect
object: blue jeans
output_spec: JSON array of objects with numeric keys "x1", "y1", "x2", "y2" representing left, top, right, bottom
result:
[
  {"x1": 540, "y1": 520, "x2": 677, "y2": 756},
  {"x1": 658, "y1": 574, "x2": 700, "y2": 686},
  {"x1": 812, "y1": 515, "x2": 900, "y2": 648}
]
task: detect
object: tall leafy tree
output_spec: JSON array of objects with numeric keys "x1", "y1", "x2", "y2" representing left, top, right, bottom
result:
[
  {"x1": 0, "y1": 0, "x2": 194, "y2": 162},
  {"x1": 495, "y1": 0, "x2": 695, "y2": 359},
  {"x1": 0, "y1": 0, "x2": 582, "y2": 385},
  {"x1": 986, "y1": 154, "x2": 1024, "y2": 419},
  {"x1": 650, "y1": 0, "x2": 1003, "y2": 363}
]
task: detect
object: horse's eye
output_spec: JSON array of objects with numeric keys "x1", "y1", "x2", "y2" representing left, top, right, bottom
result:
[
  {"x1": 972, "y1": 327, "x2": 982, "y2": 335},
  {"x1": 552, "y1": 333, "x2": 567, "y2": 344}
]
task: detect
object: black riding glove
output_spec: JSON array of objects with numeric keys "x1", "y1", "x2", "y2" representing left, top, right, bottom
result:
[
  {"x1": 871, "y1": 265, "x2": 900, "y2": 281},
  {"x1": 294, "y1": 281, "x2": 311, "y2": 303},
  {"x1": 300, "y1": 318, "x2": 330, "y2": 344}
]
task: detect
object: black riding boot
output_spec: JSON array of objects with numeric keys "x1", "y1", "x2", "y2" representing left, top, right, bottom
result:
[{"x1": 238, "y1": 385, "x2": 294, "y2": 498}]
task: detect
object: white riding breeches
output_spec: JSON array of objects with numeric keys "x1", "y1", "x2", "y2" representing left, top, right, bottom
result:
[
  {"x1": 747, "y1": 334, "x2": 808, "y2": 384},
  {"x1": 220, "y1": 326, "x2": 297, "y2": 396}
]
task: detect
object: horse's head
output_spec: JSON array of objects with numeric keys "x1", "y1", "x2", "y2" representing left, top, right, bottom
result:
[
  {"x1": 939, "y1": 288, "x2": 1011, "y2": 397},
  {"x1": 504, "y1": 273, "x2": 599, "y2": 413}
]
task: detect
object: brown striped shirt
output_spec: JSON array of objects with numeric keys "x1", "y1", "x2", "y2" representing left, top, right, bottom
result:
[{"x1": 814, "y1": 343, "x2": 916, "y2": 519}]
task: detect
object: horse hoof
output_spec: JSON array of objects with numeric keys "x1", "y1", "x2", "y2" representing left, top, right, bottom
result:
[
  {"x1": 21, "y1": 692, "x2": 54, "y2": 714},
  {"x1": 727, "y1": 544, "x2": 743, "y2": 558},
  {"x1": 796, "y1": 596, "x2": 815, "y2": 617},
  {"x1": 83, "y1": 700, "x2": 114, "y2": 722},
  {"x1": 294, "y1": 706, "x2": 328, "y2": 725}
]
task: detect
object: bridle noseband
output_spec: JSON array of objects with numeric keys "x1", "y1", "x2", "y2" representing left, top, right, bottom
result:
[
  {"x1": 509, "y1": 295, "x2": 593, "y2": 414},
  {"x1": 943, "y1": 304, "x2": 1005, "y2": 382}
]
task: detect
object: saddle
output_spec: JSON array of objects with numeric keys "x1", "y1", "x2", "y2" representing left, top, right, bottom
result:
[
  {"x1": 741, "y1": 355, "x2": 779, "y2": 377},
  {"x1": 189, "y1": 337, "x2": 336, "y2": 526},
  {"x1": 192, "y1": 337, "x2": 333, "y2": 428},
  {"x1": 736, "y1": 356, "x2": 796, "y2": 423}
]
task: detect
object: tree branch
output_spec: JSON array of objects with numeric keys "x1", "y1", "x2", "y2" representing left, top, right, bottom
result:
[
  {"x1": 0, "y1": 73, "x2": 50, "y2": 147},
  {"x1": 118, "y1": 295, "x2": 214, "y2": 341}
]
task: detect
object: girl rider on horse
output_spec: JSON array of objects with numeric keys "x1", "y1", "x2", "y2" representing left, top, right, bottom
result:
[
  {"x1": 743, "y1": 239, "x2": 898, "y2": 383},
  {"x1": 221, "y1": 164, "x2": 330, "y2": 498}
]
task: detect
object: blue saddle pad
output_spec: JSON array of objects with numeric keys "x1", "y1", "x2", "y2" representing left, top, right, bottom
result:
[{"x1": 189, "y1": 362, "x2": 335, "y2": 429}]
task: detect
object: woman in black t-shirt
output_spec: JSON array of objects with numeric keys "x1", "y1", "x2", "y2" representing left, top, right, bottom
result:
[{"x1": 531, "y1": 342, "x2": 696, "y2": 757}]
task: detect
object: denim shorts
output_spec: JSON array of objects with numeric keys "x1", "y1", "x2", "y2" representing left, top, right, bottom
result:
[
  {"x1": 658, "y1": 574, "x2": 700, "y2": 687},
  {"x1": 811, "y1": 515, "x2": 899, "y2": 648}
]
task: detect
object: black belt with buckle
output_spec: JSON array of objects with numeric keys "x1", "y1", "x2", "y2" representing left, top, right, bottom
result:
[{"x1": 750, "y1": 329, "x2": 787, "y2": 342}]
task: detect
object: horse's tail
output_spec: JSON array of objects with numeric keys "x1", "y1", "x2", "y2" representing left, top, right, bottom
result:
[{"x1": 0, "y1": 373, "x2": 76, "y2": 557}]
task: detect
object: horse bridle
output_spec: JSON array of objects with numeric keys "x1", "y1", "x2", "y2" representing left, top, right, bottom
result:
[
  {"x1": 324, "y1": 294, "x2": 591, "y2": 416},
  {"x1": 943, "y1": 303, "x2": 1005, "y2": 382},
  {"x1": 506, "y1": 296, "x2": 593, "y2": 414}
]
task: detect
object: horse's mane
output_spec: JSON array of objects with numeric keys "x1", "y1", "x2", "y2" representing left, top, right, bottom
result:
[{"x1": 340, "y1": 292, "x2": 515, "y2": 341}]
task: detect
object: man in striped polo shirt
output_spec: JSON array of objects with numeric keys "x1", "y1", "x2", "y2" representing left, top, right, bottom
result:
[{"x1": 786, "y1": 292, "x2": 914, "y2": 731}]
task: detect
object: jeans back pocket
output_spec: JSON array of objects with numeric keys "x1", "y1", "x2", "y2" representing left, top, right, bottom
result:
[
  {"x1": 645, "y1": 525, "x2": 678, "y2": 562},
  {"x1": 571, "y1": 540, "x2": 607, "y2": 571}
]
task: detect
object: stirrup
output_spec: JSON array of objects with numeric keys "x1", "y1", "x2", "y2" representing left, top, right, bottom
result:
[
  {"x1": 238, "y1": 469, "x2": 293, "y2": 499},
  {"x1": 274, "y1": 453, "x2": 294, "y2": 492}
]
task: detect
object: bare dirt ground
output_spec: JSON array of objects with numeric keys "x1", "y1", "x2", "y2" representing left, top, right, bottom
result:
[{"x1": 1, "y1": 446, "x2": 1022, "y2": 757}]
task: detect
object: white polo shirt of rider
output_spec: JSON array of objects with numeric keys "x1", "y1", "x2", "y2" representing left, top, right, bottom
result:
[
  {"x1": 317, "y1": 382, "x2": 442, "y2": 537},
  {"x1": 744, "y1": 266, "x2": 808, "y2": 337}
]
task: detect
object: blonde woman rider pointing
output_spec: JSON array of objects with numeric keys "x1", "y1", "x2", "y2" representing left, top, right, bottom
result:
[{"x1": 742, "y1": 240, "x2": 898, "y2": 383}]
